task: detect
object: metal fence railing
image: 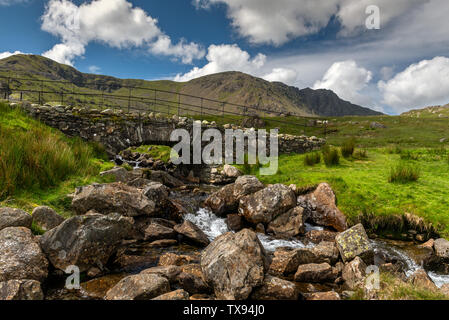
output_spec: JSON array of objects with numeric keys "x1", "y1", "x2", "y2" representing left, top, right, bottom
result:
[{"x1": 0, "y1": 75, "x2": 328, "y2": 135}]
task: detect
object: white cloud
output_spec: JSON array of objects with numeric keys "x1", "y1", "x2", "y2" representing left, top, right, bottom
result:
[
  {"x1": 313, "y1": 60, "x2": 372, "y2": 105},
  {"x1": 379, "y1": 56, "x2": 449, "y2": 113},
  {"x1": 88, "y1": 65, "x2": 101, "y2": 74},
  {"x1": 0, "y1": 50, "x2": 25, "y2": 59},
  {"x1": 263, "y1": 68, "x2": 297, "y2": 84},
  {"x1": 41, "y1": 0, "x2": 204, "y2": 66},
  {"x1": 174, "y1": 44, "x2": 297, "y2": 84},
  {"x1": 0, "y1": 0, "x2": 29, "y2": 5},
  {"x1": 195, "y1": 0, "x2": 423, "y2": 45}
]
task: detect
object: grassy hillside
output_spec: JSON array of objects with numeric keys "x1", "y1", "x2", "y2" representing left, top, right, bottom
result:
[
  {"x1": 0, "y1": 102, "x2": 114, "y2": 217},
  {"x1": 402, "y1": 104, "x2": 449, "y2": 119},
  {"x1": 0, "y1": 54, "x2": 381, "y2": 117}
]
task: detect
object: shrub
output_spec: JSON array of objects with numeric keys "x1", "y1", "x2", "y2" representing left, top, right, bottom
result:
[
  {"x1": 304, "y1": 152, "x2": 321, "y2": 166},
  {"x1": 388, "y1": 163, "x2": 420, "y2": 183},
  {"x1": 341, "y1": 138, "x2": 356, "y2": 158},
  {"x1": 322, "y1": 145, "x2": 340, "y2": 166}
]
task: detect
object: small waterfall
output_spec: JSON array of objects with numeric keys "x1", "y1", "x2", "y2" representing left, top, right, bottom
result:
[{"x1": 184, "y1": 208, "x2": 311, "y2": 252}]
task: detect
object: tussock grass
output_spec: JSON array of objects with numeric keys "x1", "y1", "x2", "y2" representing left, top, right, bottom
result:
[
  {"x1": 388, "y1": 163, "x2": 420, "y2": 183},
  {"x1": 322, "y1": 145, "x2": 340, "y2": 166},
  {"x1": 341, "y1": 138, "x2": 356, "y2": 158},
  {"x1": 353, "y1": 149, "x2": 368, "y2": 159},
  {"x1": 304, "y1": 152, "x2": 321, "y2": 166},
  {"x1": 0, "y1": 102, "x2": 109, "y2": 199}
]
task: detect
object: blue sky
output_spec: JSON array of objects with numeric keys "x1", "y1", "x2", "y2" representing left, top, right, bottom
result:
[{"x1": 1, "y1": 0, "x2": 449, "y2": 115}]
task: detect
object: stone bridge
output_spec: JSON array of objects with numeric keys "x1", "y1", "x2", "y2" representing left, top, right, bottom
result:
[{"x1": 16, "y1": 102, "x2": 325, "y2": 157}]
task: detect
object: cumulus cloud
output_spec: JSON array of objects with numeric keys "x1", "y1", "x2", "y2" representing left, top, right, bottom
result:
[
  {"x1": 88, "y1": 65, "x2": 101, "y2": 74},
  {"x1": 174, "y1": 44, "x2": 297, "y2": 84},
  {"x1": 0, "y1": 50, "x2": 25, "y2": 59},
  {"x1": 41, "y1": 0, "x2": 205, "y2": 66},
  {"x1": 313, "y1": 60, "x2": 372, "y2": 105},
  {"x1": 194, "y1": 0, "x2": 422, "y2": 45},
  {"x1": 263, "y1": 68, "x2": 297, "y2": 84},
  {"x1": 378, "y1": 56, "x2": 449, "y2": 113}
]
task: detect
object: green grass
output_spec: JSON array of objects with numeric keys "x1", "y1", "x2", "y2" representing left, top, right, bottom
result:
[
  {"x1": 304, "y1": 152, "x2": 321, "y2": 166},
  {"x1": 237, "y1": 147, "x2": 449, "y2": 237},
  {"x1": 388, "y1": 163, "x2": 421, "y2": 183},
  {"x1": 341, "y1": 138, "x2": 356, "y2": 158},
  {"x1": 0, "y1": 102, "x2": 114, "y2": 217},
  {"x1": 322, "y1": 145, "x2": 341, "y2": 166},
  {"x1": 126, "y1": 145, "x2": 174, "y2": 163}
]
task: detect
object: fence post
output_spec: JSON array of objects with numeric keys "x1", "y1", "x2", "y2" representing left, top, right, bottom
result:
[
  {"x1": 7, "y1": 77, "x2": 10, "y2": 101},
  {"x1": 61, "y1": 91, "x2": 64, "y2": 105},
  {"x1": 200, "y1": 98, "x2": 203, "y2": 120},
  {"x1": 177, "y1": 93, "x2": 180, "y2": 117},
  {"x1": 128, "y1": 88, "x2": 132, "y2": 113},
  {"x1": 20, "y1": 92, "x2": 23, "y2": 101},
  {"x1": 39, "y1": 80, "x2": 43, "y2": 105},
  {"x1": 222, "y1": 102, "x2": 225, "y2": 123}
]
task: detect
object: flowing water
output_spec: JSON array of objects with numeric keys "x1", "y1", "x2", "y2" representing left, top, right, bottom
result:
[{"x1": 185, "y1": 207, "x2": 449, "y2": 288}]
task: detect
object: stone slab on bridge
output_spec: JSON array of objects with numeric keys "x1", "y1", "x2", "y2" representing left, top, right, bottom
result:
[{"x1": 14, "y1": 102, "x2": 326, "y2": 157}]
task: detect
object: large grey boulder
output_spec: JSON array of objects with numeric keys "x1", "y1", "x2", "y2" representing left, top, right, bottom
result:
[
  {"x1": 0, "y1": 280, "x2": 44, "y2": 300},
  {"x1": 251, "y1": 275, "x2": 298, "y2": 300},
  {"x1": 152, "y1": 289, "x2": 189, "y2": 300},
  {"x1": 267, "y1": 206, "x2": 306, "y2": 238},
  {"x1": 105, "y1": 273, "x2": 170, "y2": 300},
  {"x1": 222, "y1": 165, "x2": 242, "y2": 179},
  {"x1": 71, "y1": 183, "x2": 156, "y2": 216},
  {"x1": 0, "y1": 227, "x2": 48, "y2": 282},
  {"x1": 144, "y1": 222, "x2": 176, "y2": 242},
  {"x1": 0, "y1": 207, "x2": 32, "y2": 231},
  {"x1": 238, "y1": 184, "x2": 296, "y2": 225},
  {"x1": 204, "y1": 175, "x2": 264, "y2": 216},
  {"x1": 174, "y1": 220, "x2": 210, "y2": 247},
  {"x1": 297, "y1": 183, "x2": 348, "y2": 232},
  {"x1": 100, "y1": 167, "x2": 134, "y2": 183},
  {"x1": 201, "y1": 229, "x2": 267, "y2": 300},
  {"x1": 40, "y1": 213, "x2": 133, "y2": 272},
  {"x1": 32, "y1": 206, "x2": 65, "y2": 232},
  {"x1": 335, "y1": 224, "x2": 373, "y2": 263}
]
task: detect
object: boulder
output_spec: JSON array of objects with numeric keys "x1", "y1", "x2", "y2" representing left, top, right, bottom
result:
[
  {"x1": 152, "y1": 289, "x2": 189, "y2": 300},
  {"x1": 204, "y1": 175, "x2": 264, "y2": 216},
  {"x1": 342, "y1": 257, "x2": 367, "y2": 290},
  {"x1": 335, "y1": 224, "x2": 373, "y2": 263},
  {"x1": 174, "y1": 220, "x2": 210, "y2": 247},
  {"x1": 146, "y1": 170, "x2": 184, "y2": 188},
  {"x1": 297, "y1": 241, "x2": 340, "y2": 265},
  {"x1": 204, "y1": 184, "x2": 236, "y2": 216},
  {"x1": 177, "y1": 264, "x2": 210, "y2": 294},
  {"x1": 144, "y1": 223, "x2": 176, "y2": 242},
  {"x1": 227, "y1": 214, "x2": 243, "y2": 231},
  {"x1": 201, "y1": 229, "x2": 267, "y2": 300},
  {"x1": 40, "y1": 213, "x2": 133, "y2": 272},
  {"x1": 31, "y1": 206, "x2": 65, "y2": 232},
  {"x1": 434, "y1": 238, "x2": 449, "y2": 259},
  {"x1": 100, "y1": 167, "x2": 133, "y2": 182},
  {"x1": 268, "y1": 248, "x2": 301, "y2": 276},
  {"x1": 105, "y1": 273, "x2": 170, "y2": 300},
  {"x1": 0, "y1": 207, "x2": 32, "y2": 231},
  {"x1": 307, "y1": 291, "x2": 341, "y2": 300},
  {"x1": 294, "y1": 263, "x2": 335, "y2": 283},
  {"x1": 141, "y1": 266, "x2": 181, "y2": 283},
  {"x1": 251, "y1": 276, "x2": 298, "y2": 300},
  {"x1": 297, "y1": 183, "x2": 347, "y2": 232},
  {"x1": 0, "y1": 280, "x2": 44, "y2": 300},
  {"x1": 0, "y1": 227, "x2": 48, "y2": 282},
  {"x1": 239, "y1": 184, "x2": 296, "y2": 225},
  {"x1": 72, "y1": 183, "x2": 156, "y2": 216},
  {"x1": 233, "y1": 175, "x2": 265, "y2": 200},
  {"x1": 142, "y1": 182, "x2": 170, "y2": 208},
  {"x1": 222, "y1": 165, "x2": 242, "y2": 178},
  {"x1": 304, "y1": 229, "x2": 337, "y2": 243},
  {"x1": 410, "y1": 270, "x2": 437, "y2": 291},
  {"x1": 267, "y1": 206, "x2": 306, "y2": 238}
]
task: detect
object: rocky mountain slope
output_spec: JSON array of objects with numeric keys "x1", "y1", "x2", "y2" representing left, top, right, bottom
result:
[
  {"x1": 401, "y1": 103, "x2": 449, "y2": 118},
  {"x1": 0, "y1": 54, "x2": 382, "y2": 117}
]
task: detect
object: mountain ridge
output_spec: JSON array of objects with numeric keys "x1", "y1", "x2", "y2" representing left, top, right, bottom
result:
[{"x1": 0, "y1": 54, "x2": 383, "y2": 117}]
